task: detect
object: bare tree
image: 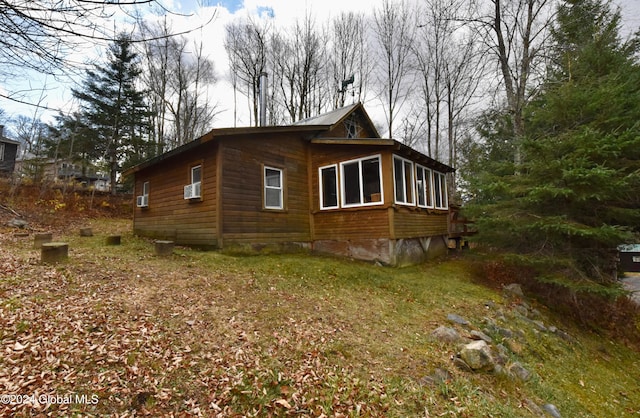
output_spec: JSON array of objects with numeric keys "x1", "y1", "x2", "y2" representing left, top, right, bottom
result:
[
  {"x1": 372, "y1": 0, "x2": 417, "y2": 139},
  {"x1": 469, "y1": 0, "x2": 555, "y2": 164},
  {"x1": 328, "y1": 12, "x2": 371, "y2": 109},
  {"x1": 0, "y1": 1, "x2": 213, "y2": 108},
  {"x1": 224, "y1": 16, "x2": 270, "y2": 127},
  {"x1": 140, "y1": 19, "x2": 218, "y2": 150},
  {"x1": 270, "y1": 14, "x2": 327, "y2": 123}
]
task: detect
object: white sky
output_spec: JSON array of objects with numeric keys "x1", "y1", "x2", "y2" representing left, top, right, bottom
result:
[{"x1": 1, "y1": 0, "x2": 639, "y2": 131}]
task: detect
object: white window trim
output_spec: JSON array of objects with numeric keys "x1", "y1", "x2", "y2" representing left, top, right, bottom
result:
[
  {"x1": 319, "y1": 164, "x2": 339, "y2": 210},
  {"x1": 339, "y1": 154, "x2": 384, "y2": 208},
  {"x1": 136, "y1": 181, "x2": 150, "y2": 207},
  {"x1": 184, "y1": 165, "x2": 202, "y2": 199},
  {"x1": 393, "y1": 155, "x2": 416, "y2": 206},
  {"x1": 434, "y1": 171, "x2": 448, "y2": 210},
  {"x1": 416, "y1": 165, "x2": 434, "y2": 209},
  {"x1": 264, "y1": 166, "x2": 284, "y2": 210}
]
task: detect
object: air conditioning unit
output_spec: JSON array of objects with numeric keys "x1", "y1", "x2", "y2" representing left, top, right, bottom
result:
[
  {"x1": 184, "y1": 182, "x2": 201, "y2": 199},
  {"x1": 136, "y1": 195, "x2": 148, "y2": 208}
]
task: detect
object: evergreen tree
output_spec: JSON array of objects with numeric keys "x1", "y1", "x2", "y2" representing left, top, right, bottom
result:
[
  {"x1": 465, "y1": 0, "x2": 640, "y2": 283},
  {"x1": 72, "y1": 34, "x2": 151, "y2": 194}
]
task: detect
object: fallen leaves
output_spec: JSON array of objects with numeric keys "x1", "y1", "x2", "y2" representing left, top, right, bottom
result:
[{"x1": 0, "y1": 235, "x2": 393, "y2": 417}]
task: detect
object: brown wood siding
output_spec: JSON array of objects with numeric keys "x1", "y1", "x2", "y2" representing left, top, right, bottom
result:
[
  {"x1": 313, "y1": 208, "x2": 390, "y2": 240},
  {"x1": 132, "y1": 143, "x2": 218, "y2": 246},
  {"x1": 392, "y1": 206, "x2": 449, "y2": 239},
  {"x1": 220, "y1": 135, "x2": 311, "y2": 244}
]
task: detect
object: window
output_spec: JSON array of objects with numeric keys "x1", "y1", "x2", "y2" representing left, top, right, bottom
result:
[
  {"x1": 416, "y1": 165, "x2": 433, "y2": 208},
  {"x1": 0, "y1": 143, "x2": 4, "y2": 161},
  {"x1": 184, "y1": 164, "x2": 202, "y2": 199},
  {"x1": 344, "y1": 116, "x2": 359, "y2": 138},
  {"x1": 264, "y1": 166, "x2": 284, "y2": 210},
  {"x1": 319, "y1": 165, "x2": 339, "y2": 209},
  {"x1": 340, "y1": 155, "x2": 383, "y2": 207},
  {"x1": 136, "y1": 181, "x2": 149, "y2": 207},
  {"x1": 393, "y1": 155, "x2": 415, "y2": 205},
  {"x1": 433, "y1": 171, "x2": 448, "y2": 209}
]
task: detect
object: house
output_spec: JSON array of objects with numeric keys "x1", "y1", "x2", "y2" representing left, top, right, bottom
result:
[
  {"x1": 619, "y1": 244, "x2": 640, "y2": 273},
  {"x1": 123, "y1": 103, "x2": 455, "y2": 265},
  {"x1": 15, "y1": 154, "x2": 110, "y2": 191},
  {"x1": 0, "y1": 125, "x2": 20, "y2": 176}
]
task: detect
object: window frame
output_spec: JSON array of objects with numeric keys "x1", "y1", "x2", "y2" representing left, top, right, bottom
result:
[
  {"x1": 184, "y1": 163, "x2": 202, "y2": 200},
  {"x1": 0, "y1": 143, "x2": 4, "y2": 161},
  {"x1": 393, "y1": 155, "x2": 416, "y2": 206},
  {"x1": 339, "y1": 154, "x2": 384, "y2": 208},
  {"x1": 433, "y1": 171, "x2": 448, "y2": 210},
  {"x1": 319, "y1": 164, "x2": 339, "y2": 210},
  {"x1": 416, "y1": 164, "x2": 434, "y2": 209},
  {"x1": 136, "y1": 181, "x2": 150, "y2": 208},
  {"x1": 263, "y1": 165, "x2": 285, "y2": 210}
]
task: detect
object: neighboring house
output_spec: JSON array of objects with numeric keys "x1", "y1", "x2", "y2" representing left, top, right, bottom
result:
[
  {"x1": 123, "y1": 103, "x2": 456, "y2": 265},
  {"x1": 619, "y1": 245, "x2": 640, "y2": 273},
  {"x1": 0, "y1": 125, "x2": 20, "y2": 176},
  {"x1": 15, "y1": 154, "x2": 110, "y2": 191}
]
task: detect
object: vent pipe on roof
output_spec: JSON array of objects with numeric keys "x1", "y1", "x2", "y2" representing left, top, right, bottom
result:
[{"x1": 259, "y1": 72, "x2": 268, "y2": 127}]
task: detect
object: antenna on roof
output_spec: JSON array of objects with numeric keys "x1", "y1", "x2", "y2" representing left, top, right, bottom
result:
[{"x1": 337, "y1": 74, "x2": 355, "y2": 107}]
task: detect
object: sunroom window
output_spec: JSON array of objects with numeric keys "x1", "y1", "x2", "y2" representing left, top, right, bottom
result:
[
  {"x1": 393, "y1": 155, "x2": 415, "y2": 205},
  {"x1": 416, "y1": 165, "x2": 434, "y2": 208},
  {"x1": 340, "y1": 155, "x2": 383, "y2": 207},
  {"x1": 433, "y1": 171, "x2": 448, "y2": 209}
]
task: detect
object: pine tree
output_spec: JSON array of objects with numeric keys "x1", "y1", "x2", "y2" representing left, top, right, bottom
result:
[
  {"x1": 72, "y1": 34, "x2": 151, "y2": 194},
  {"x1": 465, "y1": 0, "x2": 640, "y2": 282}
]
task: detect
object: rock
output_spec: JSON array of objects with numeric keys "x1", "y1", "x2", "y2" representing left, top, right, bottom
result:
[
  {"x1": 431, "y1": 326, "x2": 461, "y2": 343},
  {"x1": 447, "y1": 313, "x2": 470, "y2": 326},
  {"x1": 459, "y1": 340, "x2": 495, "y2": 371},
  {"x1": 452, "y1": 356, "x2": 473, "y2": 372},
  {"x1": 470, "y1": 330, "x2": 493, "y2": 344},
  {"x1": 532, "y1": 320, "x2": 547, "y2": 331},
  {"x1": 508, "y1": 362, "x2": 532, "y2": 381},
  {"x1": 523, "y1": 399, "x2": 544, "y2": 416},
  {"x1": 514, "y1": 305, "x2": 528, "y2": 317},
  {"x1": 543, "y1": 403, "x2": 562, "y2": 418},
  {"x1": 8, "y1": 218, "x2": 28, "y2": 229},
  {"x1": 503, "y1": 283, "x2": 524, "y2": 298},
  {"x1": 421, "y1": 368, "x2": 452, "y2": 386}
]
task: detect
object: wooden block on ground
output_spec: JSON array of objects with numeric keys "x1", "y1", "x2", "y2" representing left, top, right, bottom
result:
[
  {"x1": 41, "y1": 242, "x2": 69, "y2": 264},
  {"x1": 34, "y1": 233, "x2": 53, "y2": 248},
  {"x1": 106, "y1": 235, "x2": 121, "y2": 245},
  {"x1": 155, "y1": 240, "x2": 174, "y2": 256},
  {"x1": 79, "y1": 228, "x2": 93, "y2": 237}
]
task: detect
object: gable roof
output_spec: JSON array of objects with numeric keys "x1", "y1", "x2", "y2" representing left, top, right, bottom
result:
[{"x1": 294, "y1": 102, "x2": 380, "y2": 138}]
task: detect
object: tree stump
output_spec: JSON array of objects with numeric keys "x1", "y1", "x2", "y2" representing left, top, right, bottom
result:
[
  {"x1": 155, "y1": 240, "x2": 174, "y2": 256},
  {"x1": 41, "y1": 242, "x2": 69, "y2": 264},
  {"x1": 34, "y1": 233, "x2": 53, "y2": 248},
  {"x1": 106, "y1": 235, "x2": 121, "y2": 245},
  {"x1": 79, "y1": 227, "x2": 93, "y2": 237}
]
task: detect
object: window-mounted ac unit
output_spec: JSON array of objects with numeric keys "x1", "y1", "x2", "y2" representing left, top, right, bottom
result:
[
  {"x1": 184, "y1": 182, "x2": 201, "y2": 199},
  {"x1": 136, "y1": 195, "x2": 148, "y2": 208}
]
